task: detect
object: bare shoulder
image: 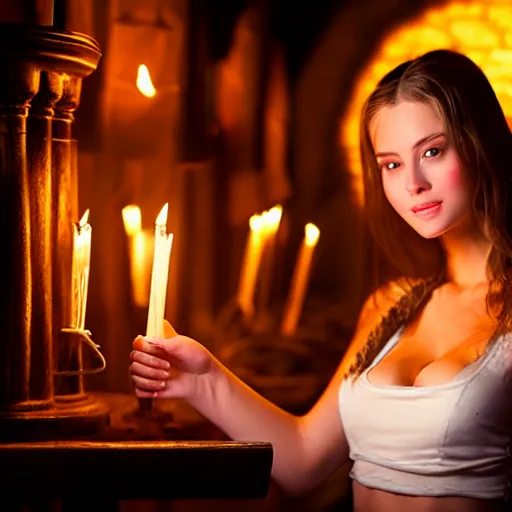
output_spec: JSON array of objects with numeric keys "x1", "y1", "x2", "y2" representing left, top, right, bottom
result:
[
  {"x1": 338, "y1": 277, "x2": 418, "y2": 374},
  {"x1": 357, "y1": 277, "x2": 418, "y2": 335}
]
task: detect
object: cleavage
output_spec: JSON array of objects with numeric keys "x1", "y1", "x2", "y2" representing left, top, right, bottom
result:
[{"x1": 366, "y1": 330, "x2": 488, "y2": 387}]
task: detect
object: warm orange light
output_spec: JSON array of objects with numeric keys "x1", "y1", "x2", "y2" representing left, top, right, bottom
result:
[
  {"x1": 249, "y1": 213, "x2": 263, "y2": 232},
  {"x1": 341, "y1": 1, "x2": 512, "y2": 206},
  {"x1": 237, "y1": 213, "x2": 265, "y2": 317},
  {"x1": 136, "y1": 64, "x2": 156, "y2": 98},
  {"x1": 131, "y1": 231, "x2": 153, "y2": 308},
  {"x1": 305, "y1": 223, "x2": 320, "y2": 247},
  {"x1": 122, "y1": 205, "x2": 142, "y2": 236},
  {"x1": 121, "y1": 204, "x2": 151, "y2": 307},
  {"x1": 281, "y1": 223, "x2": 320, "y2": 336},
  {"x1": 261, "y1": 205, "x2": 283, "y2": 234}
]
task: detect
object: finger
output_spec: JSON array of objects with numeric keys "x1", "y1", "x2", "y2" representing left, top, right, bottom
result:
[
  {"x1": 134, "y1": 388, "x2": 158, "y2": 398},
  {"x1": 133, "y1": 336, "x2": 169, "y2": 358},
  {"x1": 130, "y1": 361, "x2": 169, "y2": 380},
  {"x1": 130, "y1": 349, "x2": 170, "y2": 369},
  {"x1": 132, "y1": 375, "x2": 168, "y2": 392}
]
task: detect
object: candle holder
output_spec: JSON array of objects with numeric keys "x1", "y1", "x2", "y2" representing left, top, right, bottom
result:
[
  {"x1": 120, "y1": 397, "x2": 178, "y2": 439},
  {"x1": 0, "y1": 23, "x2": 109, "y2": 442}
]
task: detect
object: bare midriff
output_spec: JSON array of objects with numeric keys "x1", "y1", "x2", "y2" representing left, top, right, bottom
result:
[{"x1": 353, "y1": 481, "x2": 507, "y2": 512}]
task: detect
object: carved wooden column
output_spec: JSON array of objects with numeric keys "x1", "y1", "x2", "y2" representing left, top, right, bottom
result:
[
  {"x1": 0, "y1": 63, "x2": 39, "y2": 412},
  {"x1": 27, "y1": 70, "x2": 63, "y2": 407},
  {"x1": 0, "y1": 24, "x2": 106, "y2": 441},
  {"x1": 52, "y1": 75, "x2": 84, "y2": 399}
]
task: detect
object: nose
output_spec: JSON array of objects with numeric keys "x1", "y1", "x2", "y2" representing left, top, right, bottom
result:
[{"x1": 405, "y1": 164, "x2": 430, "y2": 196}]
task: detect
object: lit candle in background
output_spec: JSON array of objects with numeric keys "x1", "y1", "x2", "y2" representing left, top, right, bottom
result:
[
  {"x1": 146, "y1": 203, "x2": 173, "y2": 338},
  {"x1": 122, "y1": 205, "x2": 153, "y2": 308},
  {"x1": 280, "y1": 223, "x2": 320, "y2": 337},
  {"x1": 122, "y1": 205, "x2": 141, "y2": 236},
  {"x1": 72, "y1": 209, "x2": 92, "y2": 330},
  {"x1": 137, "y1": 64, "x2": 156, "y2": 98},
  {"x1": 131, "y1": 231, "x2": 153, "y2": 308},
  {"x1": 257, "y1": 205, "x2": 283, "y2": 313},
  {"x1": 237, "y1": 213, "x2": 264, "y2": 318}
]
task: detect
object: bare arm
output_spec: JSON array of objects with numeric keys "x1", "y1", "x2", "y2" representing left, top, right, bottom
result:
[
  {"x1": 131, "y1": 284, "x2": 400, "y2": 495},
  {"x1": 190, "y1": 354, "x2": 349, "y2": 495}
]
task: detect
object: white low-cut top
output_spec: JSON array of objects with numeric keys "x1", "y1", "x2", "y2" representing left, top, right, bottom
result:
[{"x1": 338, "y1": 327, "x2": 512, "y2": 500}]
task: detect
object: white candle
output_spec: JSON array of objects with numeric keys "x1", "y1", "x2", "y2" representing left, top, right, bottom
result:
[
  {"x1": 237, "y1": 213, "x2": 264, "y2": 318},
  {"x1": 258, "y1": 205, "x2": 283, "y2": 311},
  {"x1": 280, "y1": 223, "x2": 320, "y2": 336},
  {"x1": 131, "y1": 230, "x2": 154, "y2": 308},
  {"x1": 146, "y1": 204, "x2": 173, "y2": 338},
  {"x1": 72, "y1": 209, "x2": 92, "y2": 330},
  {"x1": 122, "y1": 205, "x2": 153, "y2": 307}
]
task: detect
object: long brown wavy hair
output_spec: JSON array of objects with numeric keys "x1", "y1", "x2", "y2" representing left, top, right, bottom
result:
[{"x1": 346, "y1": 49, "x2": 512, "y2": 379}]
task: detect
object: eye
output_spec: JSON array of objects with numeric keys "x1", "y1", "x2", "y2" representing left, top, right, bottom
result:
[
  {"x1": 424, "y1": 147, "x2": 441, "y2": 158},
  {"x1": 380, "y1": 161, "x2": 400, "y2": 172}
]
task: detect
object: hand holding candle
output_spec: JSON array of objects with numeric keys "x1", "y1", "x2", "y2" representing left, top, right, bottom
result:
[
  {"x1": 146, "y1": 204, "x2": 173, "y2": 338},
  {"x1": 280, "y1": 223, "x2": 320, "y2": 336}
]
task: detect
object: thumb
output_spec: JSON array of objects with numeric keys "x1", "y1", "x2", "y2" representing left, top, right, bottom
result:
[
  {"x1": 163, "y1": 319, "x2": 178, "y2": 338},
  {"x1": 146, "y1": 334, "x2": 183, "y2": 354}
]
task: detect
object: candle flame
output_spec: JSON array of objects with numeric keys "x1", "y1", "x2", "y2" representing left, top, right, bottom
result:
[
  {"x1": 266, "y1": 205, "x2": 283, "y2": 229},
  {"x1": 156, "y1": 203, "x2": 169, "y2": 226},
  {"x1": 268, "y1": 204, "x2": 283, "y2": 226},
  {"x1": 79, "y1": 209, "x2": 90, "y2": 227},
  {"x1": 305, "y1": 223, "x2": 320, "y2": 247},
  {"x1": 249, "y1": 214, "x2": 263, "y2": 232},
  {"x1": 137, "y1": 64, "x2": 156, "y2": 98},
  {"x1": 260, "y1": 205, "x2": 283, "y2": 237},
  {"x1": 122, "y1": 205, "x2": 142, "y2": 236}
]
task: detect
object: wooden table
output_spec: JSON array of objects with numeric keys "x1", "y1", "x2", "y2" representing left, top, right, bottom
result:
[
  {"x1": 0, "y1": 439, "x2": 272, "y2": 497},
  {"x1": 0, "y1": 394, "x2": 274, "y2": 511}
]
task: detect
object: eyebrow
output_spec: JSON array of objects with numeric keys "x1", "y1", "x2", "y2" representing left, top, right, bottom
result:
[{"x1": 375, "y1": 132, "x2": 446, "y2": 159}]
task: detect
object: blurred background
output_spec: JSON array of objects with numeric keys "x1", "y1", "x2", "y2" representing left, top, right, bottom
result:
[
  {"x1": 3, "y1": 0, "x2": 512, "y2": 509},
  {"x1": 61, "y1": 0, "x2": 512, "y2": 393}
]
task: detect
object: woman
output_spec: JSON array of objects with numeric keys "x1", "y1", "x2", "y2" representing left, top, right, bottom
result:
[{"x1": 130, "y1": 50, "x2": 512, "y2": 511}]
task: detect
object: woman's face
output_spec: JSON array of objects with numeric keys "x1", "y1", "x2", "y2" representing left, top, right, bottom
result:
[{"x1": 370, "y1": 100, "x2": 471, "y2": 239}]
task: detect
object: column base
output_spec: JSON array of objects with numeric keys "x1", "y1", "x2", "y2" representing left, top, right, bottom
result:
[{"x1": 0, "y1": 394, "x2": 110, "y2": 442}]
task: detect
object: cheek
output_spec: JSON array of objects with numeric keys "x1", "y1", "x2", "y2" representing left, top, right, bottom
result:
[
  {"x1": 441, "y1": 164, "x2": 468, "y2": 195},
  {"x1": 382, "y1": 176, "x2": 403, "y2": 211}
]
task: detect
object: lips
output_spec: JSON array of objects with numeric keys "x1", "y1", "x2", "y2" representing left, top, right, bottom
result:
[{"x1": 411, "y1": 201, "x2": 442, "y2": 213}]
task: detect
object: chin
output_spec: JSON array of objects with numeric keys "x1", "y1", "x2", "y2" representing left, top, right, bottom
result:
[{"x1": 408, "y1": 221, "x2": 451, "y2": 240}]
